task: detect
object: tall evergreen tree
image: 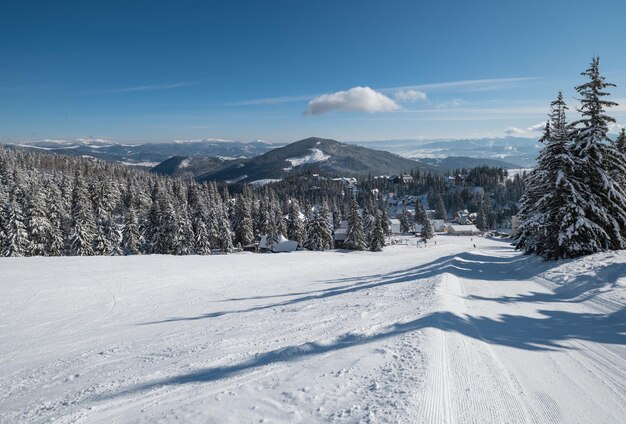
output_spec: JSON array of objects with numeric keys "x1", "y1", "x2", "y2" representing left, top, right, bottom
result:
[
  {"x1": 566, "y1": 57, "x2": 626, "y2": 254},
  {"x1": 421, "y1": 217, "x2": 434, "y2": 240},
  {"x1": 122, "y1": 206, "x2": 142, "y2": 255},
  {"x1": 304, "y1": 208, "x2": 333, "y2": 251},
  {"x1": 344, "y1": 198, "x2": 366, "y2": 251},
  {"x1": 434, "y1": 197, "x2": 447, "y2": 220},
  {"x1": 25, "y1": 183, "x2": 52, "y2": 256},
  {"x1": 287, "y1": 198, "x2": 306, "y2": 247},
  {"x1": 3, "y1": 196, "x2": 29, "y2": 257},
  {"x1": 69, "y1": 173, "x2": 95, "y2": 256},
  {"x1": 399, "y1": 207, "x2": 413, "y2": 234},
  {"x1": 369, "y1": 214, "x2": 386, "y2": 252},
  {"x1": 233, "y1": 193, "x2": 254, "y2": 246}
]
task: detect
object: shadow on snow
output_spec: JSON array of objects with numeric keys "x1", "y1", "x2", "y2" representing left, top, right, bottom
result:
[{"x1": 118, "y1": 246, "x2": 626, "y2": 398}]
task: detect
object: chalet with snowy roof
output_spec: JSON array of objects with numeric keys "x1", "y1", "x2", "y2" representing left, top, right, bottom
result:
[{"x1": 447, "y1": 224, "x2": 481, "y2": 236}]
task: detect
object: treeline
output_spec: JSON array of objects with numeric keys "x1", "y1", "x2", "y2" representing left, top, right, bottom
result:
[
  {"x1": 516, "y1": 57, "x2": 626, "y2": 260},
  {"x1": 0, "y1": 146, "x2": 389, "y2": 257}
]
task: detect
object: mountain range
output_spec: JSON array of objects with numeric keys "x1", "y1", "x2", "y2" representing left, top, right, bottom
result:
[
  {"x1": 7, "y1": 138, "x2": 275, "y2": 167},
  {"x1": 4, "y1": 136, "x2": 531, "y2": 182}
]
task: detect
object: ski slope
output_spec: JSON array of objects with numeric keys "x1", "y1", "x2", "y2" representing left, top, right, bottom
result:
[{"x1": 0, "y1": 236, "x2": 625, "y2": 423}]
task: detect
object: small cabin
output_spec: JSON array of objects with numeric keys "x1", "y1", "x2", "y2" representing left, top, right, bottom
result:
[{"x1": 447, "y1": 224, "x2": 480, "y2": 236}]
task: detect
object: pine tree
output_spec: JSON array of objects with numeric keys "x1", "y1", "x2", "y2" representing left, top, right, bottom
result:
[
  {"x1": 434, "y1": 197, "x2": 447, "y2": 220},
  {"x1": 122, "y1": 206, "x2": 142, "y2": 255},
  {"x1": 3, "y1": 196, "x2": 29, "y2": 257},
  {"x1": 171, "y1": 202, "x2": 194, "y2": 255},
  {"x1": 566, "y1": 57, "x2": 626, "y2": 255},
  {"x1": 69, "y1": 173, "x2": 95, "y2": 256},
  {"x1": 344, "y1": 198, "x2": 366, "y2": 250},
  {"x1": 414, "y1": 200, "x2": 428, "y2": 228},
  {"x1": 218, "y1": 203, "x2": 234, "y2": 253},
  {"x1": 45, "y1": 181, "x2": 65, "y2": 256},
  {"x1": 369, "y1": 214, "x2": 386, "y2": 252},
  {"x1": 421, "y1": 217, "x2": 434, "y2": 240},
  {"x1": 399, "y1": 207, "x2": 412, "y2": 234},
  {"x1": 517, "y1": 94, "x2": 580, "y2": 258},
  {"x1": 25, "y1": 183, "x2": 52, "y2": 256},
  {"x1": 233, "y1": 191, "x2": 255, "y2": 246},
  {"x1": 142, "y1": 185, "x2": 161, "y2": 254},
  {"x1": 475, "y1": 201, "x2": 487, "y2": 232},
  {"x1": 304, "y1": 208, "x2": 333, "y2": 251},
  {"x1": 381, "y1": 208, "x2": 391, "y2": 236},
  {"x1": 287, "y1": 198, "x2": 306, "y2": 247}
]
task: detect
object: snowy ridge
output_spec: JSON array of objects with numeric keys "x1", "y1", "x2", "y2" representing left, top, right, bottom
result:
[{"x1": 286, "y1": 148, "x2": 331, "y2": 167}]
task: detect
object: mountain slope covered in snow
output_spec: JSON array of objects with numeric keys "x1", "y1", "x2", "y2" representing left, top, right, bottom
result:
[{"x1": 1, "y1": 236, "x2": 624, "y2": 423}]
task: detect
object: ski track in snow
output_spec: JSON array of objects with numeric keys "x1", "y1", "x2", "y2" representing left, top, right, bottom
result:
[{"x1": 0, "y1": 236, "x2": 625, "y2": 423}]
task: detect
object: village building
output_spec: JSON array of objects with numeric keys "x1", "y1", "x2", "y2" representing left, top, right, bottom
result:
[{"x1": 447, "y1": 224, "x2": 481, "y2": 236}]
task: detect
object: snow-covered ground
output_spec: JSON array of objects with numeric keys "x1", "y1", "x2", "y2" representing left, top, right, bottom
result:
[{"x1": 1, "y1": 236, "x2": 625, "y2": 423}]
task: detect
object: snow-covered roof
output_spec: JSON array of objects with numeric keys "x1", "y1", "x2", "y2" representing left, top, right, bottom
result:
[
  {"x1": 447, "y1": 224, "x2": 479, "y2": 232},
  {"x1": 259, "y1": 234, "x2": 298, "y2": 252}
]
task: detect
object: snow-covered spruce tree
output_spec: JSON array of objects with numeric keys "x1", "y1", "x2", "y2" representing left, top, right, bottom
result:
[
  {"x1": 381, "y1": 208, "x2": 391, "y2": 236},
  {"x1": 414, "y1": 200, "x2": 427, "y2": 228},
  {"x1": 141, "y1": 185, "x2": 161, "y2": 254},
  {"x1": 45, "y1": 180, "x2": 66, "y2": 256},
  {"x1": 93, "y1": 220, "x2": 113, "y2": 255},
  {"x1": 69, "y1": 173, "x2": 96, "y2": 256},
  {"x1": 3, "y1": 195, "x2": 29, "y2": 257},
  {"x1": 414, "y1": 200, "x2": 434, "y2": 239},
  {"x1": 475, "y1": 201, "x2": 487, "y2": 232},
  {"x1": 516, "y1": 94, "x2": 580, "y2": 258},
  {"x1": 304, "y1": 208, "x2": 333, "y2": 251},
  {"x1": 515, "y1": 122, "x2": 551, "y2": 255},
  {"x1": 218, "y1": 202, "x2": 234, "y2": 253},
  {"x1": 362, "y1": 209, "x2": 376, "y2": 242},
  {"x1": 193, "y1": 218, "x2": 211, "y2": 255},
  {"x1": 25, "y1": 182, "x2": 52, "y2": 256},
  {"x1": 399, "y1": 207, "x2": 412, "y2": 234},
  {"x1": 566, "y1": 57, "x2": 626, "y2": 255},
  {"x1": 344, "y1": 198, "x2": 366, "y2": 251},
  {"x1": 369, "y1": 214, "x2": 386, "y2": 252},
  {"x1": 535, "y1": 94, "x2": 581, "y2": 259},
  {"x1": 232, "y1": 193, "x2": 254, "y2": 247},
  {"x1": 434, "y1": 197, "x2": 447, "y2": 220},
  {"x1": 172, "y1": 204, "x2": 194, "y2": 255},
  {"x1": 122, "y1": 206, "x2": 142, "y2": 255},
  {"x1": 287, "y1": 198, "x2": 306, "y2": 247},
  {"x1": 155, "y1": 192, "x2": 178, "y2": 254},
  {"x1": 0, "y1": 185, "x2": 9, "y2": 253},
  {"x1": 421, "y1": 217, "x2": 434, "y2": 241}
]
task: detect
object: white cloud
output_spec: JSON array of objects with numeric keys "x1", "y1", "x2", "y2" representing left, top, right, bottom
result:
[
  {"x1": 304, "y1": 86, "x2": 401, "y2": 116},
  {"x1": 393, "y1": 89, "x2": 427, "y2": 103},
  {"x1": 504, "y1": 126, "x2": 525, "y2": 135},
  {"x1": 527, "y1": 122, "x2": 546, "y2": 132},
  {"x1": 227, "y1": 77, "x2": 537, "y2": 107}
]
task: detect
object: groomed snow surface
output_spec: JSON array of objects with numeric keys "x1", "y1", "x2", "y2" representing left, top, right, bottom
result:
[{"x1": 1, "y1": 236, "x2": 625, "y2": 423}]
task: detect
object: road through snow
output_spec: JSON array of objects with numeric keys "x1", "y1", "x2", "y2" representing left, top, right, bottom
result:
[{"x1": 1, "y1": 236, "x2": 625, "y2": 423}]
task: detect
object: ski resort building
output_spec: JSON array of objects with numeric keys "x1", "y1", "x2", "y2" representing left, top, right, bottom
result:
[{"x1": 447, "y1": 224, "x2": 481, "y2": 236}]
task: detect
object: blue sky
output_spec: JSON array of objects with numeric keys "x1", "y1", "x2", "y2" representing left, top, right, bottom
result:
[{"x1": 2, "y1": 0, "x2": 626, "y2": 144}]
